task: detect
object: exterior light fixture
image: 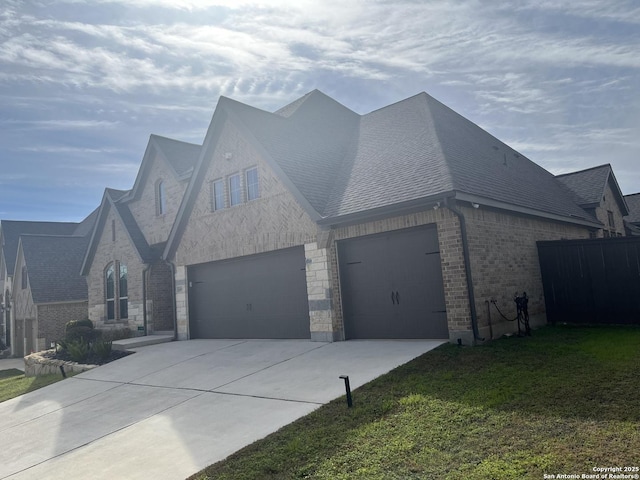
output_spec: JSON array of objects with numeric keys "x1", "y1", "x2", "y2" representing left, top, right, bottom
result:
[{"x1": 472, "y1": 203, "x2": 480, "y2": 209}]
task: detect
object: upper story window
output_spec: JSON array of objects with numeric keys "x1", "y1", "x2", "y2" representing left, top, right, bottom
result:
[
  {"x1": 21, "y1": 266, "x2": 27, "y2": 289},
  {"x1": 210, "y1": 167, "x2": 260, "y2": 212},
  {"x1": 156, "y1": 180, "x2": 166, "y2": 216},
  {"x1": 229, "y1": 173, "x2": 242, "y2": 207},
  {"x1": 246, "y1": 167, "x2": 259, "y2": 201},
  {"x1": 211, "y1": 179, "x2": 225, "y2": 211},
  {"x1": 111, "y1": 219, "x2": 116, "y2": 242},
  {"x1": 607, "y1": 210, "x2": 615, "y2": 229}
]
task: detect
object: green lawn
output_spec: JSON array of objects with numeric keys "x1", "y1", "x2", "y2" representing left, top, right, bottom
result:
[
  {"x1": 0, "y1": 369, "x2": 70, "y2": 403},
  {"x1": 190, "y1": 325, "x2": 640, "y2": 480}
]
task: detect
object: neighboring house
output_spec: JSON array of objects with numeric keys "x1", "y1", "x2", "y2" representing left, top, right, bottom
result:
[
  {"x1": 157, "y1": 90, "x2": 603, "y2": 344},
  {"x1": 81, "y1": 135, "x2": 201, "y2": 335},
  {"x1": 12, "y1": 235, "x2": 90, "y2": 356},
  {"x1": 623, "y1": 193, "x2": 640, "y2": 236},
  {"x1": 0, "y1": 211, "x2": 96, "y2": 356},
  {"x1": 556, "y1": 164, "x2": 629, "y2": 237}
]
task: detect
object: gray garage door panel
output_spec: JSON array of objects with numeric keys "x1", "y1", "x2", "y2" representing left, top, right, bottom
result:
[
  {"x1": 338, "y1": 225, "x2": 448, "y2": 339},
  {"x1": 188, "y1": 247, "x2": 310, "y2": 339}
]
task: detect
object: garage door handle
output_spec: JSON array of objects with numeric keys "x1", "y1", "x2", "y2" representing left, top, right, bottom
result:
[
  {"x1": 391, "y1": 291, "x2": 395, "y2": 304},
  {"x1": 395, "y1": 291, "x2": 400, "y2": 305}
]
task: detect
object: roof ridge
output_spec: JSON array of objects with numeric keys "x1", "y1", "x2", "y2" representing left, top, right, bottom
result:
[{"x1": 556, "y1": 163, "x2": 611, "y2": 178}]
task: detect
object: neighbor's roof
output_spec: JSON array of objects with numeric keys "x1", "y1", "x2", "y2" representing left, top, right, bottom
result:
[
  {"x1": 624, "y1": 193, "x2": 640, "y2": 224},
  {"x1": 20, "y1": 234, "x2": 89, "y2": 304},
  {"x1": 1, "y1": 221, "x2": 77, "y2": 276}
]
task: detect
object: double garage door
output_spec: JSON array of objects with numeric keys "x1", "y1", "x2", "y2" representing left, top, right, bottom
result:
[
  {"x1": 338, "y1": 225, "x2": 449, "y2": 339},
  {"x1": 188, "y1": 247, "x2": 310, "y2": 339},
  {"x1": 188, "y1": 225, "x2": 448, "y2": 340}
]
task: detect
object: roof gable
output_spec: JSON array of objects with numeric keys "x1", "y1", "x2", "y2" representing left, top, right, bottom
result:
[
  {"x1": 1, "y1": 220, "x2": 77, "y2": 276},
  {"x1": 125, "y1": 135, "x2": 201, "y2": 203},
  {"x1": 557, "y1": 164, "x2": 629, "y2": 215},
  {"x1": 20, "y1": 234, "x2": 89, "y2": 304},
  {"x1": 624, "y1": 193, "x2": 640, "y2": 224},
  {"x1": 80, "y1": 189, "x2": 155, "y2": 275}
]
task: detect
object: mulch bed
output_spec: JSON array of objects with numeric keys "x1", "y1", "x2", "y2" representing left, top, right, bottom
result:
[{"x1": 40, "y1": 349, "x2": 134, "y2": 366}]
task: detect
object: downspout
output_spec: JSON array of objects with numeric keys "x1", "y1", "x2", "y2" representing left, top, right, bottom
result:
[
  {"x1": 444, "y1": 198, "x2": 483, "y2": 343},
  {"x1": 166, "y1": 260, "x2": 178, "y2": 341},
  {"x1": 142, "y1": 264, "x2": 150, "y2": 336}
]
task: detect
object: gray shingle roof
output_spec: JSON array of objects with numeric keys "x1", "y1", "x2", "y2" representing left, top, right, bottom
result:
[
  {"x1": 20, "y1": 234, "x2": 89, "y2": 304},
  {"x1": 624, "y1": 193, "x2": 640, "y2": 224},
  {"x1": 151, "y1": 135, "x2": 201, "y2": 177},
  {"x1": 231, "y1": 90, "x2": 595, "y2": 223},
  {"x1": 1, "y1": 221, "x2": 78, "y2": 276},
  {"x1": 556, "y1": 164, "x2": 612, "y2": 207}
]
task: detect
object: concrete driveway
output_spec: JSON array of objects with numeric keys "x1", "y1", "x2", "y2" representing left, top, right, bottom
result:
[{"x1": 0, "y1": 339, "x2": 445, "y2": 480}]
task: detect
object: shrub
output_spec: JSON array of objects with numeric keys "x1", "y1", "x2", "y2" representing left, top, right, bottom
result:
[
  {"x1": 66, "y1": 339, "x2": 90, "y2": 363},
  {"x1": 65, "y1": 319, "x2": 94, "y2": 332},
  {"x1": 65, "y1": 326, "x2": 100, "y2": 343},
  {"x1": 0, "y1": 338, "x2": 6, "y2": 351},
  {"x1": 92, "y1": 340, "x2": 113, "y2": 361}
]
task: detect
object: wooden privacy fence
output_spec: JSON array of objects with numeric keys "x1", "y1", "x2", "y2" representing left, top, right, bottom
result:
[{"x1": 537, "y1": 236, "x2": 640, "y2": 325}]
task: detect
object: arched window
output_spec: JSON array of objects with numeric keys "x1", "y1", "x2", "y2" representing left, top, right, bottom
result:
[
  {"x1": 106, "y1": 264, "x2": 115, "y2": 320},
  {"x1": 105, "y1": 262, "x2": 128, "y2": 320},
  {"x1": 119, "y1": 264, "x2": 128, "y2": 319},
  {"x1": 156, "y1": 180, "x2": 166, "y2": 215}
]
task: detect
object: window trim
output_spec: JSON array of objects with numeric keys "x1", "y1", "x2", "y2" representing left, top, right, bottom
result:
[
  {"x1": 228, "y1": 173, "x2": 242, "y2": 207},
  {"x1": 211, "y1": 178, "x2": 225, "y2": 211},
  {"x1": 245, "y1": 167, "x2": 259, "y2": 202}
]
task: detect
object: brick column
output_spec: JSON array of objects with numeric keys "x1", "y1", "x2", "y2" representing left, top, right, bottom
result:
[
  {"x1": 174, "y1": 265, "x2": 189, "y2": 340},
  {"x1": 304, "y1": 242, "x2": 340, "y2": 342}
]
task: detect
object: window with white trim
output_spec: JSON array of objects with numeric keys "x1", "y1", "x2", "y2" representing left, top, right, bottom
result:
[
  {"x1": 229, "y1": 173, "x2": 242, "y2": 207},
  {"x1": 245, "y1": 167, "x2": 259, "y2": 201},
  {"x1": 211, "y1": 179, "x2": 225, "y2": 211}
]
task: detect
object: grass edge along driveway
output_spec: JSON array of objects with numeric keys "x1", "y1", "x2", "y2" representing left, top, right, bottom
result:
[
  {"x1": 0, "y1": 369, "x2": 70, "y2": 403},
  {"x1": 190, "y1": 325, "x2": 640, "y2": 480}
]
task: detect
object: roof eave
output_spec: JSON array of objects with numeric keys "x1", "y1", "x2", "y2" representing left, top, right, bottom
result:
[{"x1": 453, "y1": 192, "x2": 603, "y2": 229}]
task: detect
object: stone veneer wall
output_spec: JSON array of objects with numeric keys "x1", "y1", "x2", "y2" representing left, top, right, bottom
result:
[{"x1": 462, "y1": 205, "x2": 591, "y2": 339}]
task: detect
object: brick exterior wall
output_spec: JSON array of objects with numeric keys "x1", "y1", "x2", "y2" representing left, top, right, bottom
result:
[
  {"x1": 463, "y1": 205, "x2": 591, "y2": 339},
  {"x1": 174, "y1": 265, "x2": 188, "y2": 340},
  {"x1": 87, "y1": 207, "x2": 145, "y2": 333},
  {"x1": 36, "y1": 301, "x2": 88, "y2": 351},
  {"x1": 592, "y1": 181, "x2": 626, "y2": 237},
  {"x1": 128, "y1": 151, "x2": 188, "y2": 246},
  {"x1": 173, "y1": 120, "x2": 317, "y2": 267}
]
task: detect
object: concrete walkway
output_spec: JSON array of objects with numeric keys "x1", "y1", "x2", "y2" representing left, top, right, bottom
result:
[
  {"x1": 0, "y1": 357, "x2": 24, "y2": 372},
  {"x1": 0, "y1": 339, "x2": 445, "y2": 480}
]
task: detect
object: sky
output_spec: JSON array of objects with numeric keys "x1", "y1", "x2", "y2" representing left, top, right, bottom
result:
[{"x1": 1, "y1": 0, "x2": 639, "y2": 222}]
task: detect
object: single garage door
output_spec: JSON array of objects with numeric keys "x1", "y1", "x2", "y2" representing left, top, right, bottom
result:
[
  {"x1": 188, "y1": 247, "x2": 310, "y2": 339},
  {"x1": 338, "y1": 225, "x2": 448, "y2": 339}
]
